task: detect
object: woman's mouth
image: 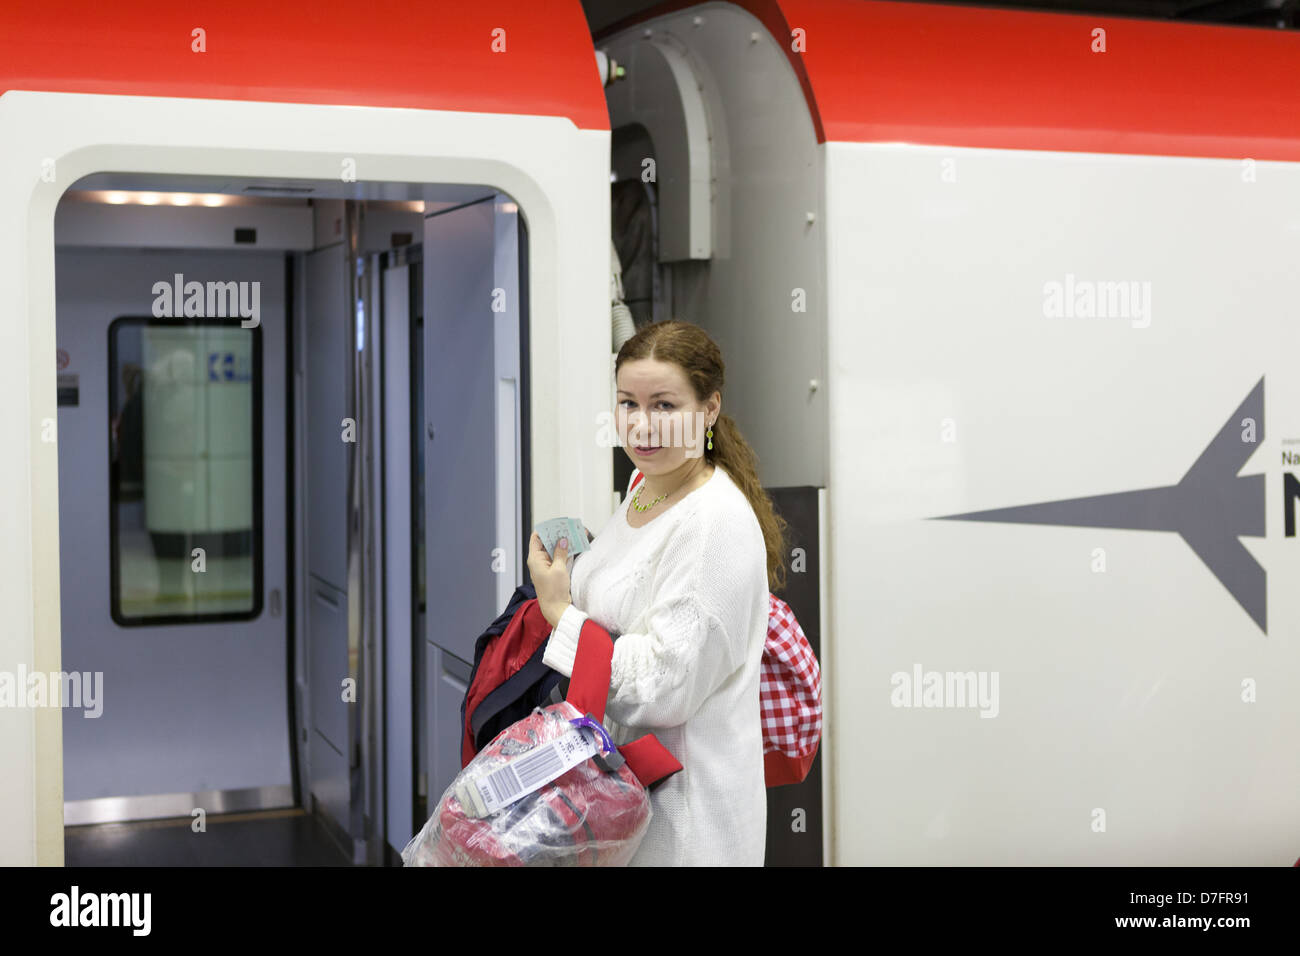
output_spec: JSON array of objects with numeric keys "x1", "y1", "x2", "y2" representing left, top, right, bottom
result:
[{"x1": 634, "y1": 445, "x2": 661, "y2": 456}]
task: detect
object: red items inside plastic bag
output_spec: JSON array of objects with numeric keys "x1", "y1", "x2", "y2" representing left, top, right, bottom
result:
[
  {"x1": 403, "y1": 700, "x2": 653, "y2": 866},
  {"x1": 403, "y1": 608, "x2": 681, "y2": 867}
]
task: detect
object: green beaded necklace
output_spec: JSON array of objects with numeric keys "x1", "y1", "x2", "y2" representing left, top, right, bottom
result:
[{"x1": 630, "y1": 481, "x2": 670, "y2": 513}]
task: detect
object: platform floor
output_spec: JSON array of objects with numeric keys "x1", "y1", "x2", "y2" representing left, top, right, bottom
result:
[{"x1": 64, "y1": 807, "x2": 356, "y2": 866}]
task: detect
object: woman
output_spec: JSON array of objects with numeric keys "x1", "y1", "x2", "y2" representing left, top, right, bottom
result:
[{"x1": 527, "y1": 320, "x2": 789, "y2": 866}]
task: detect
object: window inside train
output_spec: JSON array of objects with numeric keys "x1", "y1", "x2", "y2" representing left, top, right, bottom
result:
[{"x1": 108, "y1": 317, "x2": 263, "y2": 625}]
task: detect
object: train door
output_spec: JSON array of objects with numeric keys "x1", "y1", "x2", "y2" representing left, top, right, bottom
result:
[
  {"x1": 55, "y1": 241, "x2": 292, "y2": 825},
  {"x1": 415, "y1": 194, "x2": 528, "y2": 834}
]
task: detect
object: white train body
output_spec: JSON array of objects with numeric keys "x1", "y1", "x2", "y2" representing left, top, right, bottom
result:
[{"x1": 2, "y1": 0, "x2": 1297, "y2": 865}]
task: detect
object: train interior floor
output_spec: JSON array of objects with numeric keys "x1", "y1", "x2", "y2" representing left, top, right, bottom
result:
[{"x1": 64, "y1": 807, "x2": 356, "y2": 866}]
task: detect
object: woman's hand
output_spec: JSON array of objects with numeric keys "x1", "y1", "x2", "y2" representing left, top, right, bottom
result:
[{"x1": 527, "y1": 532, "x2": 572, "y2": 627}]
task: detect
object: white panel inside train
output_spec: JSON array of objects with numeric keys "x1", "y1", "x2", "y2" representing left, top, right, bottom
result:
[{"x1": 52, "y1": 180, "x2": 526, "y2": 863}]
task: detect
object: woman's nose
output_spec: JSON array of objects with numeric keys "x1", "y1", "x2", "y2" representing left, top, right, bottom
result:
[{"x1": 626, "y1": 411, "x2": 649, "y2": 440}]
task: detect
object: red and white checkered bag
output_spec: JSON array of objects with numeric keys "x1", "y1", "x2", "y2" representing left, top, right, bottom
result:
[
  {"x1": 628, "y1": 471, "x2": 823, "y2": 787},
  {"x1": 761, "y1": 593, "x2": 822, "y2": 786}
]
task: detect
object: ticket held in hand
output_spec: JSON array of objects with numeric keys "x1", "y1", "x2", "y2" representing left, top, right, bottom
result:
[{"x1": 534, "y1": 517, "x2": 590, "y2": 558}]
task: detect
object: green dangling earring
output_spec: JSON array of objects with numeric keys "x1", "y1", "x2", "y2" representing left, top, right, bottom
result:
[{"x1": 707, "y1": 421, "x2": 713, "y2": 451}]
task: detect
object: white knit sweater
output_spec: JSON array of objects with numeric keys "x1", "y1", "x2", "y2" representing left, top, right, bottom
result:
[{"x1": 542, "y1": 463, "x2": 769, "y2": 866}]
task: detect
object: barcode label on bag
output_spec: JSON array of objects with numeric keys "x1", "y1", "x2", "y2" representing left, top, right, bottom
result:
[{"x1": 458, "y1": 729, "x2": 600, "y2": 817}]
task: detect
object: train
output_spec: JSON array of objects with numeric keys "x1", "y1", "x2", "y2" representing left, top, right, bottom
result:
[{"x1": 2, "y1": 0, "x2": 1298, "y2": 866}]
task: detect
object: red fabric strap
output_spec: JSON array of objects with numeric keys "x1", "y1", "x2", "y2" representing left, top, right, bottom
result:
[
  {"x1": 619, "y1": 734, "x2": 683, "y2": 789},
  {"x1": 566, "y1": 619, "x2": 614, "y2": 722}
]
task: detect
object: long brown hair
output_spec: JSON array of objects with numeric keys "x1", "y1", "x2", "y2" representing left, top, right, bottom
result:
[{"x1": 616, "y1": 320, "x2": 789, "y2": 592}]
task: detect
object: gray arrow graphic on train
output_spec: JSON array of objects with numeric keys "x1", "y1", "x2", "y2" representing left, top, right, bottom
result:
[{"x1": 932, "y1": 377, "x2": 1266, "y2": 633}]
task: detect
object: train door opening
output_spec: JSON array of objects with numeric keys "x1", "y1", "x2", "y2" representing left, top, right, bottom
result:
[{"x1": 52, "y1": 175, "x2": 529, "y2": 866}]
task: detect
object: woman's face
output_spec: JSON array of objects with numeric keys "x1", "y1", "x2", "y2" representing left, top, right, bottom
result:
[{"x1": 616, "y1": 358, "x2": 715, "y2": 474}]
